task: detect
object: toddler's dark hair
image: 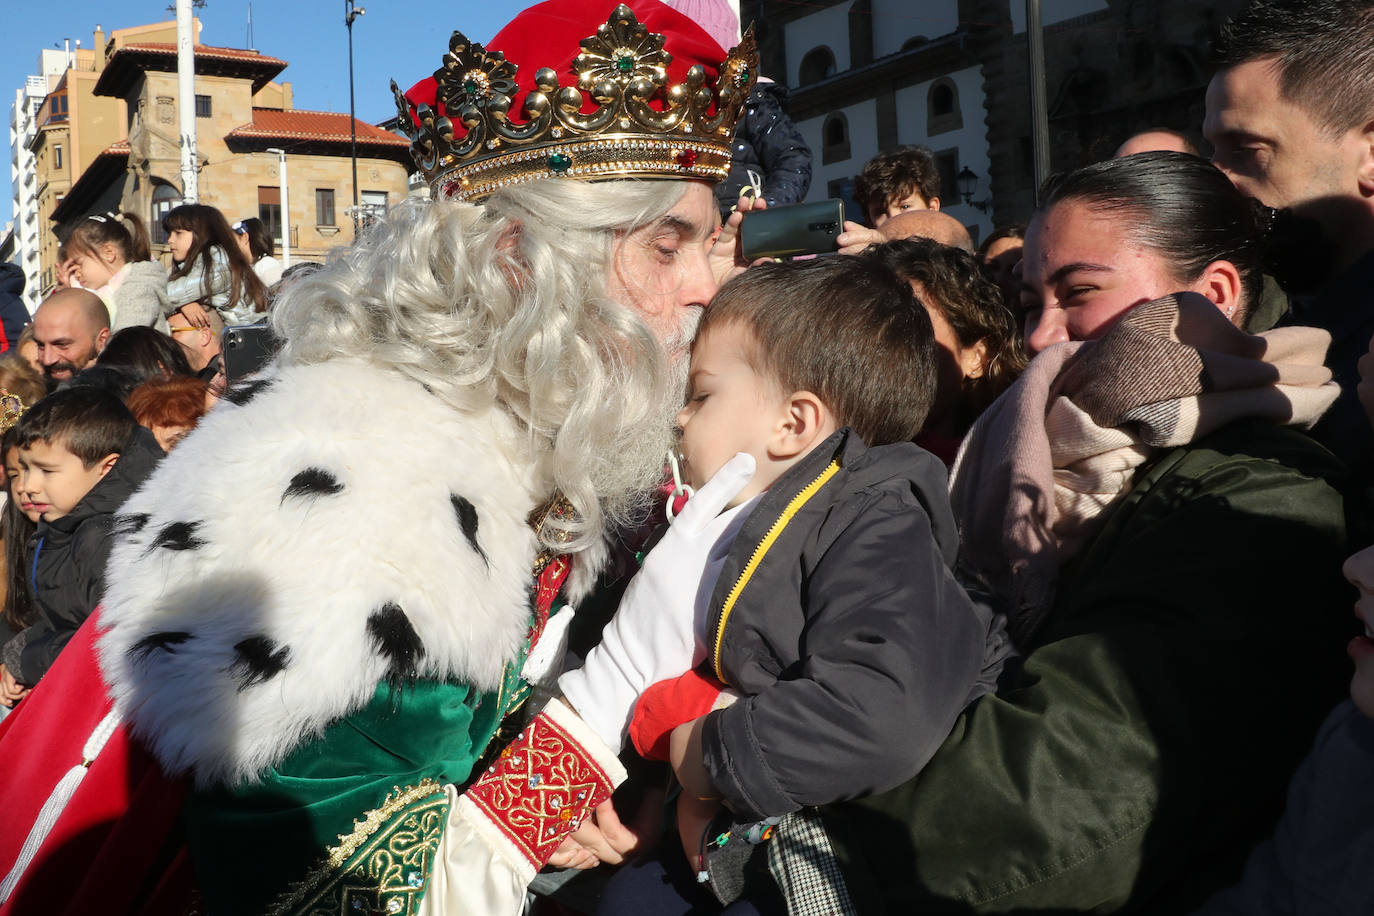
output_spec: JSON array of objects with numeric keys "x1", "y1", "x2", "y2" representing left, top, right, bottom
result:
[
  {"x1": 15, "y1": 387, "x2": 136, "y2": 468},
  {"x1": 698, "y1": 256, "x2": 937, "y2": 446}
]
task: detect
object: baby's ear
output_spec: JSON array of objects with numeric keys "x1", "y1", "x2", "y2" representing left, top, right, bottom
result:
[{"x1": 772, "y1": 390, "x2": 836, "y2": 459}]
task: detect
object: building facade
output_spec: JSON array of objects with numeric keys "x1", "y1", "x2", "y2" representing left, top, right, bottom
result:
[
  {"x1": 744, "y1": 0, "x2": 1251, "y2": 234},
  {"x1": 10, "y1": 19, "x2": 412, "y2": 301},
  {"x1": 9, "y1": 49, "x2": 92, "y2": 309}
]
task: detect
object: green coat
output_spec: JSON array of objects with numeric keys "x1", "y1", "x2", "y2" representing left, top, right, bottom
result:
[{"x1": 823, "y1": 420, "x2": 1353, "y2": 913}]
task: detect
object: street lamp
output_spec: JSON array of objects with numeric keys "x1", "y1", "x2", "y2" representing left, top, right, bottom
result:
[
  {"x1": 345, "y1": 0, "x2": 365, "y2": 231},
  {"x1": 956, "y1": 166, "x2": 992, "y2": 214},
  {"x1": 266, "y1": 147, "x2": 290, "y2": 267}
]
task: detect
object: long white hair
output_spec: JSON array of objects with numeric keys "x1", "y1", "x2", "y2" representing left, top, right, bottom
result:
[{"x1": 270, "y1": 179, "x2": 692, "y2": 553}]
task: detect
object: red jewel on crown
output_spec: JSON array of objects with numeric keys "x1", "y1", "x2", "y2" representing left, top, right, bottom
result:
[{"x1": 675, "y1": 149, "x2": 699, "y2": 169}]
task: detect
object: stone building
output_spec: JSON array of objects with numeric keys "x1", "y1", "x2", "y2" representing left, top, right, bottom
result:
[
  {"x1": 20, "y1": 37, "x2": 125, "y2": 296},
  {"x1": 17, "y1": 19, "x2": 412, "y2": 299},
  {"x1": 741, "y1": 0, "x2": 1251, "y2": 233},
  {"x1": 10, "y1": 50, "x2": 76, "y2": 308}
]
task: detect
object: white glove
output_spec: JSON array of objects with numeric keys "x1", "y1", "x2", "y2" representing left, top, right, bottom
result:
[{"x1": 559, "y1": 452, "x2": 757, "y2": 751}]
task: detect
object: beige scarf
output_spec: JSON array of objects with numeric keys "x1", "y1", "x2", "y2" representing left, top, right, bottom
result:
[{"x1": 950, "y1": 293, "x2": 1338, "y2": 646}]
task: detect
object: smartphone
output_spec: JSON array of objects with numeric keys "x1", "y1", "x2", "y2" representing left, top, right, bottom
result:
[
  {"x1": 738, "y1": 199, "x2": 845, "y2": 261},
  {"x1": 222, "y1": 323, "x2": 279, "y2": 384}
]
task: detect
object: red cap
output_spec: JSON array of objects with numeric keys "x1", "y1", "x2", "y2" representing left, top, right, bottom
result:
[{"x1": 405, "y1": 0, "x2": 728, "y2": 129}]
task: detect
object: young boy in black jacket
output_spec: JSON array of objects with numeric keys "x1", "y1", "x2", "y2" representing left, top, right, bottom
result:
[
  {"x1": 584, "y1": 255, "x2": 1005, "y2": 913},
  {"x1": 0, "y1": 387, "x2": 162, "y2": 702}
]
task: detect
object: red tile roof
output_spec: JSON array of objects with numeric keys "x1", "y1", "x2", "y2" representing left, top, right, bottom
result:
[
  {"x1": 116, "y1": 43, "x2": 287, "y2": 68},
  {"x1": 227, "y1": 108, "x2": 409, "y2": 147},
  {"x1": 96, "y1": 42, "x2": 287, "y2": 96}
]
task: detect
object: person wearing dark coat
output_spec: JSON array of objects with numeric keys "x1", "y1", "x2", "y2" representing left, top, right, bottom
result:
[
  {"x1": 0, "y1": 389, "x2": 162, "y2": 690},
  {"x1": 0, "y1": 263, "x2": 31, "y2": 354},
  {"x1": 714, "y1": 82, "x2": 813, "y2": 218}
]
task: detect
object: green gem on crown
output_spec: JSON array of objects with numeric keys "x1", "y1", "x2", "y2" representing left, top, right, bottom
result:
[
  {"x1": 548, "y1": 153, "x2": 573, "y2": 173},
  {"x1": 616, "y1": 55, "x2": 635, "y2": 73},
  {"x1": 464, "y1": 79, "x2": 480, "y2": 95}
]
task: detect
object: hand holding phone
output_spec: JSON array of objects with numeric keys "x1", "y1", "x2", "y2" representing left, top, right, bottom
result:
[{"x1": 738, "y1": 200, "x2": 845, "y2": 261}]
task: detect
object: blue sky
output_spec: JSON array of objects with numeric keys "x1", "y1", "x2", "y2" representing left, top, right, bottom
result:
[{"x1": 4, "y1": 1, "x2": 537, "y2": 226}]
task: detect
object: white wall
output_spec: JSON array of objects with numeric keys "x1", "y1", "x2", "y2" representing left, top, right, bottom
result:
[
  {"x1": 1011, "y1": 0, "x2": 1108, "y2": 33},
  {"x1": 796, "y1": 96, "x2": 878, "y2": 207},
  {"x1": 892, "y1": 64, "x2": 992, "y2": 240},
  {"x1": 784, "y1": 2, "x2": 853, "y2": 85},
  {"x1": 872, "y1": 0, "x2": 959, "y2": 57}
]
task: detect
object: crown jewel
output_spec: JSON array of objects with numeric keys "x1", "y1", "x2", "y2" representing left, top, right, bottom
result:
[{"x1": 392, "y1": 4, "x2": 758, "y2": 202}]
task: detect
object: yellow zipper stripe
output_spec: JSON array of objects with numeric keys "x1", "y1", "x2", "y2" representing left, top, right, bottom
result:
[{"x1": 712, "y1": 460, "x2": 842, "y2": 682}]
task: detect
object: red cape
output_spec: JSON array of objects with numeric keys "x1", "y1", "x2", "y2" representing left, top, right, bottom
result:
[{"x1": 0, "y1": 612, "x2": 192, "y2": 915}]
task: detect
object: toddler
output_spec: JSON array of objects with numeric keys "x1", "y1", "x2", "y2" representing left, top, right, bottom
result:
[
  {"x1": 569, "y1": 255, "x2": 1002, "y2": 912},
  {"x1": 64, "y1": 211, "x2": 170, "y2": 332},
  {"x1": 0, "y1": 388, "x2": 162, "y2": 699},
  {"x1": 163, "y1": 204, "x2": 266, "y2": 328}
]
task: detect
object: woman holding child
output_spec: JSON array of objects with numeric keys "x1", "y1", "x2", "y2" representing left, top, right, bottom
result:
[{"x1": 812, "y1": 151, "x2": 1354, "y2": 912}]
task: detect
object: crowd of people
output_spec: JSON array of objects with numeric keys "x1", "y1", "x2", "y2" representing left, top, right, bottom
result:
[{"x1": 0, "y1": 0, "x2": 1371, "y2": 914}]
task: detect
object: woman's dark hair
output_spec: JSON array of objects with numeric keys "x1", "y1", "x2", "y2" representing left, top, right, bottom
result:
[
  {"x1": 164, "y1": 204, "x2": 268, "y2": 313},
  {"x1": 1038, "y1": 151, "x2": 1267, "y2": 314},
  {"x1": 65, "y1": 211, "x2": 152, "y2": 264},
  {"x1": 866, "y1": 237, "x2": 1028, "y2": 426},
  {"x1": 977, "y1": 224, "x2": 1025, "y2": 259},
  {"x1": 238, "y1": 216, "x2": 274, "y2": 261},
  {"x1": 1, "y1": 428, "x2": 37, "y2": 632},
  {"x1": 95, "y1": 327, "x2": 194, "y2": 388}
]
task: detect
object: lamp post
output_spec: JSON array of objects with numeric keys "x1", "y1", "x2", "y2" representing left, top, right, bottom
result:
[
  {"x1": 345, "y1": 0, "x2": 365, "y2": 232},
  {"x1": 267, "y1": 147, "x2": 290, "y2": 268}
]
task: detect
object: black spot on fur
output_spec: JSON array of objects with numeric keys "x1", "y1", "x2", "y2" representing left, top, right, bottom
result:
[
  {"x1": 367, "y1": 603, "x2": 426, "y2": 680},
  {"x1": 282, "y1": 467, "x2": 344, "y2": 503},
  {"x1": 451, "y1": 495, "x2": 488, "y2": 567},
  {"x1": 130, "y1": 630, "x2": 192, "y2": 661},
  {"x1": 112, "y1": 512, "x2": 151, "y2": 537},
  {"x1": 230, "y1": 636, "x2": 290, "y2": 690},
  {"x1": 223, "y1": 377, "x2": 274, "y2": 406},
  {"x1": 147, "y1": 521, "x2": 206, "y2": 553}
]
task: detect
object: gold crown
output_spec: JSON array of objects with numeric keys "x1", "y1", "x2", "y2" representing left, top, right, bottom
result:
[{"x1": 391, "y1": 4, "x2": 758, "y2": 202}]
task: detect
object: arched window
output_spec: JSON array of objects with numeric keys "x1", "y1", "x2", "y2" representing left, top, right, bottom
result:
[
  {"x1": 799, "y1": 46, "x2": 837, "y2": 86},
  {"x1": 821, "y1": 112, "x2": 850, "y2": 165},
  {"x1": 927, "y1": 78, "x2": 962, "y2": 135},
  {"x1": 150, "y1": 181, "x2": 181, "y2": 245}
]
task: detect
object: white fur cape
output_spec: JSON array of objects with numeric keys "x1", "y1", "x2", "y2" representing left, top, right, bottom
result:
[{"x1": 98, "y1": 359, "x2": 594, "y2": 788}]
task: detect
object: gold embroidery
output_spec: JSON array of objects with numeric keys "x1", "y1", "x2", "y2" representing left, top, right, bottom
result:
[{"x1": 268, "y1": 781, "x2": 449, "y2": 916}]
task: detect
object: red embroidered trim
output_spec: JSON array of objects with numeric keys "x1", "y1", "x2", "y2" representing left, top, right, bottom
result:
[{"x1": 464, "y1": 710, "x2": 616, "y2": 868}]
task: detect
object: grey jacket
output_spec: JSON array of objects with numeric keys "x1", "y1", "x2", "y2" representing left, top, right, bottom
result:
[
  {"x1": 699, "y1": 429, "x2": 1008, "y2": 822},
  {"x1": 1192, "y1": 699, "x2": 1374, "y2": 915},
  {"x1": 111, "y1": 260, "x2": 171, "y2": 333}
]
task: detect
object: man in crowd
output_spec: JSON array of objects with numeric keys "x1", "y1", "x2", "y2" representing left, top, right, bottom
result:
[
  {"x1": 879, "y1": 209, "x2": 975, "y2": 252},
  {"x1": 1204, "y1": 0, "x2": 1374, "y2": 470},
  {"x1": 0, "y1": 2, "x2": 759, "y2": 911},
  {"x1": 1115, "y1": 127, "x2": 1200, "y2": 158},
  {"x1": 30, "y1": 288, "x2": 110, "y2": 386},
  {"x1": 167, "y1": 305, "x2": 223, "y2": 382}
]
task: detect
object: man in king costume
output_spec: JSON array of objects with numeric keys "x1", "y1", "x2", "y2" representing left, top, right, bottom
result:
[{"x1": 0, "y1": 2, "x2": 758, "y2": 913}]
